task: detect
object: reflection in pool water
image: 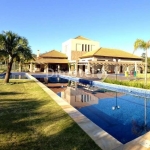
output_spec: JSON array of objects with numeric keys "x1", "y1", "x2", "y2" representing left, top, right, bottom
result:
[{"x1": 56, "y1": 81, "x2": 150, "y2": 144}]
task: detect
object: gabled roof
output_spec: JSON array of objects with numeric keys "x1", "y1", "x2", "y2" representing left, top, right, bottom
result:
[
  {"x1": 80, "y1": 47, "x2": 142, "y2": 59},
  {"x1": 40, "y1": 50, "x2": 67, "y2": 58},
  {"x1": 74, "y1": 36, "x2": 90, "y2": 41}
]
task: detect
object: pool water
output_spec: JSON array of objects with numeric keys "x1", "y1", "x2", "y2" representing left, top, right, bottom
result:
[
  {"x1": 35, "y1": 76, "x2": 68, "y2": 83},
  {"x1": 78, "y1": 93, "x2": 150, "y2": 144},
  {"x1": 36, "y1": 76, "x2": 150, "y2": 144},
  {"x1": 0, "y1": 73, "x2": 28, "y2": 79}
]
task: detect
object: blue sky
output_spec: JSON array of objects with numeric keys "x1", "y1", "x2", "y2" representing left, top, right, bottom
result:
[{"x1": 0, "y1": 0, "x2": 150, "y2": 56}]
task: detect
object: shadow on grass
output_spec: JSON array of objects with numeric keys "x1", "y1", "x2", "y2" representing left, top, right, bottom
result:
[
  {"x1": 0, "y1": 92, "x2": 24, "y2": 95},
  {"x1": 0, "y1": 99, "x2": 48, "y2": 134},
  {"x1": 0, "y1": 98, "x2": 100, "y2": 150},
  {"x1": 0, "y1": 80, "x2": 36, "y2": 85}
]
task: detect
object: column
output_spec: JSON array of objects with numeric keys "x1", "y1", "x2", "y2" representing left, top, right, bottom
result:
[
  {"x1": 126, "y1": 66, "x2": 129, "y2": 72},
  {"x1": 114, "y1": 65, "x2": 118, "y2": 74},
  {"x1": 86, "y1": 62, "x2": 91, "y2": 74},
  {"x1": 102, "y1": 65, "x2": 105, "y2": 74},
  {"x1": 47, "y1": 64, "x2": 48, "y2": 73},
  {"x1": 69, "y1": 64, "x2": 71, "y2": 74},
  {"x1": 79, "y1": 65, "x2": 83, "y2": 74},
  {"x1": 74, "y1": 61, "x2": 78, "y2": 75},
  {"x1": 44, "y1": 64, "x2": 48, "y2": 73},
  {"x1": 58, "y1": 65, "x2": 60, "y2": 72},
  {"x1": 135, "y1": 62, "x2": 137, "y2": 72}
]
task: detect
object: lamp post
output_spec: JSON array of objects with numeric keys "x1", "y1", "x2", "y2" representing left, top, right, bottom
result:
[
  {"x1": 115, "y1": 61, "x2": 118, "y2": 81},
  {"x1": 112, "y1": 92, "x2": 120, "y2": 110}
]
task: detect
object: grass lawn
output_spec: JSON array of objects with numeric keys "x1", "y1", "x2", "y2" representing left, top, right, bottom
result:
[
  {"x1": 136, "y1": 73, "x2": 150, "y2": 78},
  {"x1": 0, "y1": 69, "x2": 5, "y2": 73},
  {"x1": 0, "y1": 80, "x2": 101, "y2": 150},
  {"x1": 105, "y1": 73, "x2": 150, "y2": 89}
]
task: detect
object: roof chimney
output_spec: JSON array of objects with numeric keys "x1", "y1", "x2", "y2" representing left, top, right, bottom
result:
[{"x1": 37, "y1": 50, "x2": 40, "y2": 58}]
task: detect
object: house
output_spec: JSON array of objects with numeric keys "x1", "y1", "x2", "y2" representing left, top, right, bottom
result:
[
  {"x1": 31, "y1": 36, "x2": 144, "y2": 74},
  {"x1": 62, "y1": 36, "x2": 144, "y2": 74},
  {"x1": 32, "y1": 50, "x2": 68, "y2": 73}
]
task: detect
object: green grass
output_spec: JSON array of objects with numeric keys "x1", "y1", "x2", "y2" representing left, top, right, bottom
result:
[
  {"x1": 136, "y1": 73, "x2": 150, "y2": 78},
  {"x1": 0, "y1": 69, "x2": 5, "y2": 73},
  {"x1": 104, "y1": 78, "x2": 150, "y2": 89},
  {"x1": 0, "y1": 80, "x2": 101, "y2": 150}
]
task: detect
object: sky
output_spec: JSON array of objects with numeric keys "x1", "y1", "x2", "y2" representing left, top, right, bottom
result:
[{"x1": 0, "y1": 0, "x2": 150, "y2": 56}]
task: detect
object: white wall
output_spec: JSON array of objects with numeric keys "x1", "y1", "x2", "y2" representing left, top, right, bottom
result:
[
  {"x1": 62, "y1": 39, "x2": 72, "y2": 60},
  {"x1": 119, "y1": 59, "x2": 142, "y2": 62},
  {"x1": 62, "y1": 38, "x2": 100, "y2": 61}
]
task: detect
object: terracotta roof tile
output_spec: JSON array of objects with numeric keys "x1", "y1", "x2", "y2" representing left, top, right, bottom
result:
[
  {"x1": 40, "y1": 50, "x2": 67, "y2": 58},
  {"x1": 80, "y1": 47, "x2": 142, "y2": 59},
  {"x1": 74, "y1": 36, "x2": 90, "y2": 40}
]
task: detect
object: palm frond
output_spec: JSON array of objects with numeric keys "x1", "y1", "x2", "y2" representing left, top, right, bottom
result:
[
  {"x1": 133, "y1": 39, "x2": 148, "y2": 53},
  {"x1": 0, "y1": 30, "x2": 33, "y2": 63}
]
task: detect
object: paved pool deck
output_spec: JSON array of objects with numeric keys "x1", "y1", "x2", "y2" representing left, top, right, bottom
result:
[{"x1": 28, "y1": 73, "x2": 150, "y2": 150}]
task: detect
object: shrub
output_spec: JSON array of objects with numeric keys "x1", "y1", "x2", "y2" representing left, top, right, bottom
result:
[{"x1": 104, "y1": 79, "x2": 150, "y2": 89}]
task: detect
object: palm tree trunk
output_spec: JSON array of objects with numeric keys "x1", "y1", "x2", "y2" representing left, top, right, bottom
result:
[
  {"x1": 4, "y1": 57, "x2": 13, "y2": 83},
  {"x1": 19, "y1": 62, "x2": 22, "y2": 72}
]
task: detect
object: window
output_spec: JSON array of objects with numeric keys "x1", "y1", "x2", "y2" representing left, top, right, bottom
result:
[
  {"x1": 88, "y1": 45, "x2": 90, "y2": 51},
  {"x1": 82, "y1": 44, "x2": 84, "y2": 51},
  {"x1": 85, "y1": 44, "x2": 87, "y2": 51},
  {"x1": 81, "y1": 95, "x2": 83, "y2": 102}
]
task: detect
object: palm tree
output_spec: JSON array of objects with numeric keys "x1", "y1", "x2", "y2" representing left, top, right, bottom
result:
[
  {"x1": 134, "y1": 39, "x2": 150, "y2": 85},
  {"x1": 0, "y1": 31, "x2": 33, "y2": 83}
]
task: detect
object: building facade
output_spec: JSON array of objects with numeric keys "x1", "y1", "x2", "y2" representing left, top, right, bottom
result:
[
  {"x1": 61, "y1": 36, "x2": 144, "y2": 75},
  {"x1": 62, "y1": 36, "x2": 100, "y2": 61},
  {"x1": 31, "y1": 35, "x2": 144, "y2": 75}
]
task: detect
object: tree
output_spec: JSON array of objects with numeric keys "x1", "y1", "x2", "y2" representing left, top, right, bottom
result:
[
  {"x1": 0, "y1": 31, "x2": 33, "y2": 83},
  {"x1": 134, "y1": 39, "x2": 150, "y2": 85},
  {"x1": 141, "y1": 52, "x2": 145, "y2": 59}
]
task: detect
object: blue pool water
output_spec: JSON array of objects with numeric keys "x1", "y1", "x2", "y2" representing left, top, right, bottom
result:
[
  {"x1": 34, "y1": 75, "x2": 68, "y2": 83},
  {"x1": 0, "y1": 72, "x2": 28, "y2": 79},
  {"x1": 35, "y1": 76, "x2": 150, "y2": 144},
  {"x1": 77, "y1": 93, "x2": 150, "y2": 144}
]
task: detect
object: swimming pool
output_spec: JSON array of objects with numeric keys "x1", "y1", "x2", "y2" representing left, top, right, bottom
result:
[
  {"x1": 0, "y1": 72, "x2": 28, "y2": 79},
  {"x1": 34, "y1": 75, "x2": 150, "y2": 144}
]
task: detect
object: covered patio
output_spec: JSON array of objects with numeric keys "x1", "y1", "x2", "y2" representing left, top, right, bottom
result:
[
  {"x1": 30, "y1": 50, "x2": 69, "y2": 73},
  {"x1": 69, "y1": 47, "x2": 145, "y2": 75}
]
